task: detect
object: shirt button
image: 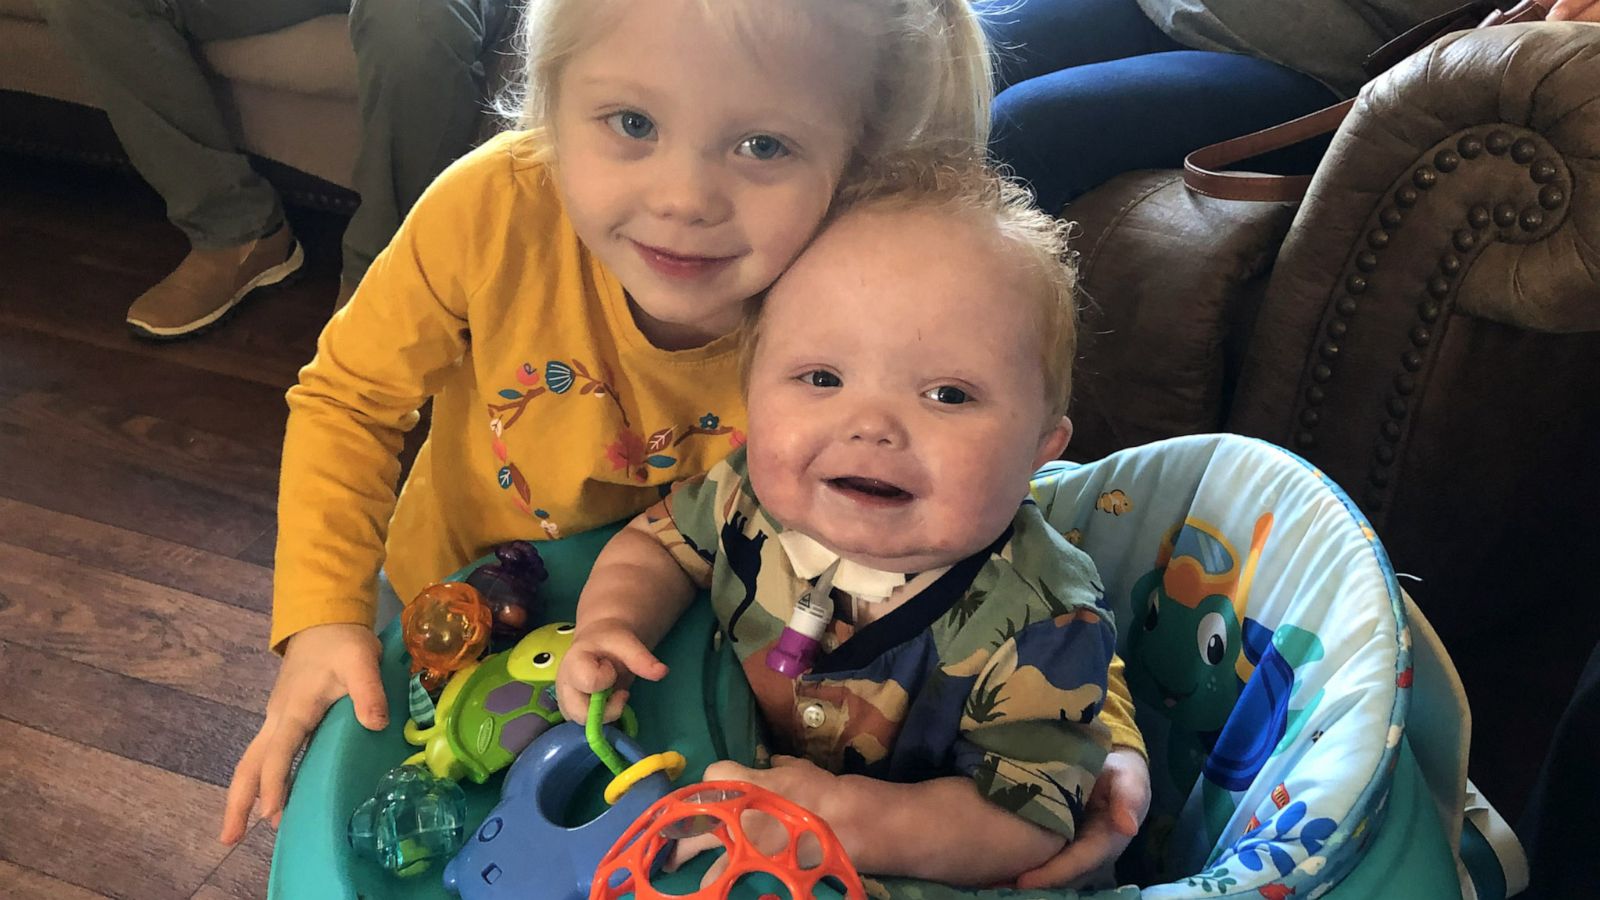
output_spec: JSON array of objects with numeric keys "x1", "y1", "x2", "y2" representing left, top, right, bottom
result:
[{"x1": 801, "y1": 702, "x2": 826, "y2": 729}]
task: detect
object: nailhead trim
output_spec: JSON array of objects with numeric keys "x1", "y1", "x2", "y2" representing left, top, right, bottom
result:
[{"x1": 1293, "y1": 127, "x2": 1571, "y2": 517}]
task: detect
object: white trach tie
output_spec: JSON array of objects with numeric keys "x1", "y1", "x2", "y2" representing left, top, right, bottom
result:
[{"x1": 776, "y1": 530, "x2": 909, "y2": 602}]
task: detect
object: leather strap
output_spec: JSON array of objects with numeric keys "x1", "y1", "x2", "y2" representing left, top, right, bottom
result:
[
  {"x1": 1182, "y1": 0, "x2": 1549, "y2": 202},
  {"x1": 1183, "y1": 101, "x2": 1355, "y2": 201}
]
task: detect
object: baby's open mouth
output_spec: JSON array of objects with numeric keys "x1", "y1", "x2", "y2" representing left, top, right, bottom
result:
[{"x1": 829, "y1": 476, "x2": 913, "y2": 501}]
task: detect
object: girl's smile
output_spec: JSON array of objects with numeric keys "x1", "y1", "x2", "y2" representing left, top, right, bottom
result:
[{"x1": 629, "y1": 240, "x2": 739, "y2": 280}]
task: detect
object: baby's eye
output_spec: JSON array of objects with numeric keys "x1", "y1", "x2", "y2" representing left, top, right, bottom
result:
[
  {"x1": 606, "y1": 111, "x2": 656, "y2": 140},
  {"x1": 926, "y1": 385, "x2": 971, "y2": 405},
  {"x1": 737, "y1": 134, "x2": 789, "y2": 160},
  {"x1": 801, "y1": 370, "x2": 841, "y2": 388}
]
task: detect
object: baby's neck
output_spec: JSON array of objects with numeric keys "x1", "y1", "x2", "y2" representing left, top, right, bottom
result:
[
  {"x1": 842, "y1": 568, "x2": 950, "y2": 629},
  {"x1": 777, "y1": 529, "x2": 956, "y2": 625}
]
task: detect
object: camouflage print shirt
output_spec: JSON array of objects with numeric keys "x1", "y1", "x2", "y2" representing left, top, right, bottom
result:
[{"x1": 643, "y1": 449, "x2": 1116, "y2": 839}]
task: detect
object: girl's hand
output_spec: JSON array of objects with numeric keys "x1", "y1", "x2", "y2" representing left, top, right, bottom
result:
[
  {"x1": 1549, "y1": 0, "x2": 1600, "y2": 21},
  {"x1": 219, "y1": 623, "x2": 387, "y2": 845},
  {"x1": 1014, "y1": 747, "x2": 1151, "y2": 889},
  {"x1": 666, "y1": 757, "x2": 836, "y2": 887},
  {"x1": 555, "y1": 618, "x2": 668, "y2": 724}
]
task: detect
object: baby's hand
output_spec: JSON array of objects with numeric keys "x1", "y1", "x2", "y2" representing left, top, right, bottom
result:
[
  {"x1": 667, "y1": 757, "x2": 834, "y2": 887},
  {"x1": 1014, "y1": 746, "x2": 1150, "y2": 889},
  {"x1": 555, "y1": 618, "x2": 668, "y2": 724},
  {"x1": 219, "y1": 623, "x2": 386, "y2": 845}
]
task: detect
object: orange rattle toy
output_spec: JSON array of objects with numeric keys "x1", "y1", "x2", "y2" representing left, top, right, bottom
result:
[
  {"x1": 590, "y1": 780, "x2": 865, "y2": 900},
  {"x1": 402, "y1": 582, "x2": 494, "y2": 692}
]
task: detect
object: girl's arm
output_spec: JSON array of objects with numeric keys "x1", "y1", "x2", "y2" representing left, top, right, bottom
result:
[
  {"x1": 270, "y1": 150, "x2": 496, "y2": 651},
  {"x1": 556, "y1": 514, "x2": 699, "y2": 722},
  {"x1": 1103, "y1": 654, "x2": 1147, "y2": 757},
  {"x1": 230, "y1": 139, "x2": 517, "y2": 845}
]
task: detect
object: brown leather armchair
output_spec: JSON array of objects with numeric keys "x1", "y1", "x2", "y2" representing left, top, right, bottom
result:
[{"x1": 1063, "y1": 21, "x2": 1600, "y2": 820}]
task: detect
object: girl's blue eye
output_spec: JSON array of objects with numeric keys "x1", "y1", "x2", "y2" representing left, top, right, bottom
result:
[
  {"x1": 803, "y1": 370, "x2": 841, "y2": 388},
  {"x1": 927, "y1": 386, "x2": 970, "y2": 405},
  {"x1": 607, "y1": 111, "x2": 655, "y2": 140},
  {"x1": 738, "y1": 134, "x2": 788, "y2": 160}
]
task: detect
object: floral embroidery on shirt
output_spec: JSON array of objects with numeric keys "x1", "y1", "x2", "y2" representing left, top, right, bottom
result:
[
  {"x1": 488, "y1": 358, "x2": 613, "y2": 524},
  {"x1": 604, "y1": 415, "x2": 739, "y2": 482},
  {"x1": 543, "y1": 358, "x2": 628, "y2": 426},
  {"x1": 487, "y1": 357, "x2": 740, "y2": 516}
]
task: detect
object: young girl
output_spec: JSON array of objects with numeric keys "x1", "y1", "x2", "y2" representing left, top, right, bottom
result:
[
  {"x1": 557, "y1": 153, "x2": 1117, "y2": 887},
  {"x1": 219, "y1": 0, "x2": 992, "y2": 846}
]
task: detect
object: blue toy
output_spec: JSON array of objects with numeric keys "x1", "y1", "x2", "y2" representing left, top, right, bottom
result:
[
  {"x1": 442, "y1": 723, "x2": 678, "y2": 899},
  {"x1": 348, "y1": 764, "x2": 468, "y2": 877}
]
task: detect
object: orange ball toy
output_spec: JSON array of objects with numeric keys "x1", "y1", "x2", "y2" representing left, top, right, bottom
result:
[
  {"x1": 402, "y1": 582, "x2": 494, "y2": 692},
  {"x1": 590, "y1": 781, "x2": 865, "y2": 900}
]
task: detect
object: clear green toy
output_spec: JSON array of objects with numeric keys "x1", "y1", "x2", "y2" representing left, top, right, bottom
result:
[
  {"x1": 401, "y1": 621, "x2": 575, "y2": 783},
  {"x1": 346, "y1": 764, "x2": 466, "y2": 878}
]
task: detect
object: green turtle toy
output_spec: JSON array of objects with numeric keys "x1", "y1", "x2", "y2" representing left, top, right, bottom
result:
[{"x1": 402, "y1": 621, "x2": 575, "y2": 783}]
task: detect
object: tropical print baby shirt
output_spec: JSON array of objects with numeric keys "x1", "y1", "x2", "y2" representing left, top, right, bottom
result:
[{"x1": 643, "y1": 449, "x2": 1117, "y2": 839}]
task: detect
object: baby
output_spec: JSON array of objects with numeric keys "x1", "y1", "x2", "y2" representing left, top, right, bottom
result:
[{"x1": 557, "y1": 151, "x2": 1116, "y2": 886}]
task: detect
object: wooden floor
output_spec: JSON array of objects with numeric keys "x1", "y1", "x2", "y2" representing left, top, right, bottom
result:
[{"x1": 0, "y1": 155, "x2": 348, "y2": 899}]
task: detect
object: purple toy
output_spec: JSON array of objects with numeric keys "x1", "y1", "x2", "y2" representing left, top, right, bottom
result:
[{"x1": 464, "y1": 540, "x2": 550, "y2": 644}]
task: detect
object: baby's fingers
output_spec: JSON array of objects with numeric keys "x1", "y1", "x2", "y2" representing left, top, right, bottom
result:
[
  {"x1": 562, "y1": 649, "x2": 620, "y2": 695},
  {"x1": 601, "y1": 687, "x2": 631, "y2": 723},
  {"x1": 554, "y1": 678, "x2": 593, "y2": 723},
  {"x1": 556, "y1": 648, "x2": 617, "y2": 721},
  {"x1": 665, "y1": 832, "x2": 722, "y2": 872},
  {"x1": 607, "y1": 631, "x2": 669, "y2": 682}
]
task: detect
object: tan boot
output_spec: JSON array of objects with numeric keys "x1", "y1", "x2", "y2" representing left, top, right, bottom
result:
[{"x1": 126, "y1": 225, "x2": 304, "y2": 340}]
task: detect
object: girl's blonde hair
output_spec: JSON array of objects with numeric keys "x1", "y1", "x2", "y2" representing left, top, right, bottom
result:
[
  {"x1": 499, "y1": 0, "x2": 991, "y2": 162},
  {"x1": 743, "y1": 148, "x2": 1080, "y2": 420}
]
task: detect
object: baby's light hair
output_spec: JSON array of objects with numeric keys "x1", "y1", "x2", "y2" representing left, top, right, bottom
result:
[
  {"x1": 497, "y1": 0, "x2": 991, "y2": 162},
  {"x1": 743, "y1": 148, "x2": 1080, "y2": 420}
]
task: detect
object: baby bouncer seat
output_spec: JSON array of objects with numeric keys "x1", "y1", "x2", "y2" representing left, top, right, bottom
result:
[{"x1": 271, "y1": 434, "x2": 1523, "y2": 899}]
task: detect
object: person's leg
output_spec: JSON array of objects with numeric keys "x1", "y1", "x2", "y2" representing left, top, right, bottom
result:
[
  {"x1": 974, "y1": 0, "x2": 1184, "y2": 92},
  {"x1": 991, "y1": 50, "x2": 1340, "y2": 212},
  {"x1": 38, "y1": 0, "x2": 346, "y2": 337},
  {"x1": 38, "y1": 0, "x2": 344, "y2": 248},
  {"x1": 341, "y1": 0, "x2": 507, "y2": 293}
]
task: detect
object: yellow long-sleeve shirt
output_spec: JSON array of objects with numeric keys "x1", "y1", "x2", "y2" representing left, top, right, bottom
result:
[{"x1": 269, "y1": 129, "x2": 1145, "y2": 755}]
